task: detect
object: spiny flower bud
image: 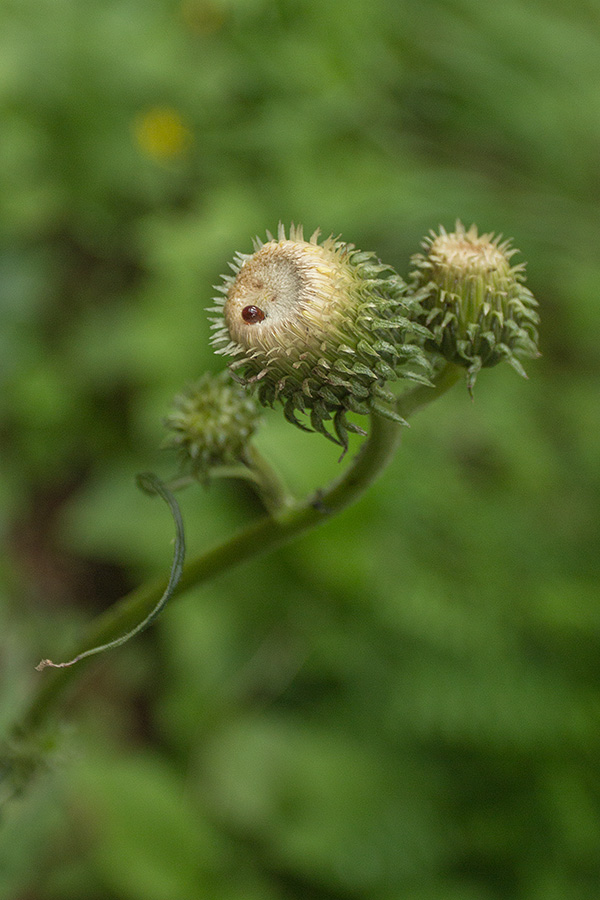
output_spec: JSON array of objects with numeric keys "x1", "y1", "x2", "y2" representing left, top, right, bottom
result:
[
  {"x1": 408, "y1": 222, "x2": 540, "y2": 391},
  {"x1": 164, "y1": 371, "x2": 261, "y2": 478},
  {"x1": 208, "y1": 223, "x2": 432, "y2": 449}
]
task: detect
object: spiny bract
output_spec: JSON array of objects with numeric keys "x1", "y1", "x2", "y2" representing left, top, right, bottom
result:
[
  {"x1": 408, "y1": 222, "x2": 540, "y2": 391},
  {"x1": 209, "y1": 224, "x2": 432, "y2": 449},
  {"x1": 164, "y1": 371, "x2": 261, "y2": 478}
]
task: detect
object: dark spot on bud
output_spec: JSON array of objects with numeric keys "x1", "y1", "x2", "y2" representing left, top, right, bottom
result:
[{"x1": 242, "y1": 305, "x2": 265, "y2": 324}]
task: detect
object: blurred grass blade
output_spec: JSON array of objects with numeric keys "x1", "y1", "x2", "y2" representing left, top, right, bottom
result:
[{"x1": 35, "y1": 473, "x2": 185, "y2": 671}]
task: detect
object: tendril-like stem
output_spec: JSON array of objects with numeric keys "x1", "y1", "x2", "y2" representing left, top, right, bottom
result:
[{"x1": 34, "y1": 473, "x2": 185, "y2": 672}]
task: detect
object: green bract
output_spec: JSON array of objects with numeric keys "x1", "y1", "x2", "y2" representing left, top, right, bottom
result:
[
  {"x1": 209, "y1": 224, "x2": 432, "y2": 449},
  {"x1": 164, "y1": 371, "x2": 261, "y2": 478},
  {"x1": 408, "y1": 222, "x2": 540, "y2": 391}
]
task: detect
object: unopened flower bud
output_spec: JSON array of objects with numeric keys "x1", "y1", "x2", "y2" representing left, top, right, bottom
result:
[
  {"x1": 164, "y1": 371, "x2": 261, "y2": 478},
  {"x1": 408, "y1": 222, "x2": 540, "y2": 391},
  {"x1": 208, "y1": 224, "x2": 432, "y2": 449}
]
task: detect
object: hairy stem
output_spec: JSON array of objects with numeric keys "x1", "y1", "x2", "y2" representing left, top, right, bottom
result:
[{"x1": 12, "y1": 362, "x2": 461, "y2": 742}]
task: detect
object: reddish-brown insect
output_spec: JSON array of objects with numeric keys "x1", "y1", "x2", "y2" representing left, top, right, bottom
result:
[{"x1": 242, "y1": 305, "x2": 265, "y2": 324}]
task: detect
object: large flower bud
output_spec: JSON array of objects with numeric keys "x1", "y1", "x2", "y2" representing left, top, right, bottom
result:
[
  {"x1": 164, "y1": 371, "x2": 261, "y2": 478},
  {"x1": 208, "y1": 224, "x2": 432, "y2": 449},
  {"x1": 408, "y1": 223, "x2": 540, "y2": 391}
]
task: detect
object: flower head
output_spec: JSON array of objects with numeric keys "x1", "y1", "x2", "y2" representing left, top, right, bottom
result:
[
  {"x1": 164, "y1": 371, "x2": 261, "y2": 478},
  {"x1": 407, "y1": 222, "x2": 540, "y2": 391},
  {"x1": 209, "y1": 224, "x2": 432, "y2": 449}
]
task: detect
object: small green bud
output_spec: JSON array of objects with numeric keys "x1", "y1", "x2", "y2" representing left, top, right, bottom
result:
[
  {"x1": 408, "y1": 222, "x2": 540, "y2": 391},
  {"x1": 209, "y1": 223, "x2": 432, "y2": 448},
  {"x1": 164, "y1": 371, "x2": 261, "y2": 478}
]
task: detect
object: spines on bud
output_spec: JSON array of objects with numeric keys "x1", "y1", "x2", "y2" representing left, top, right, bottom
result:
[
  {"x1": 209, "y1": 224, "x2": 433, "y2": 449},
  {"x1": 164, "y1": 371, "x2": 261, "y2": 479},
  {"x1": 408, "y1": 222, "x2": 540, "y2": 391}
]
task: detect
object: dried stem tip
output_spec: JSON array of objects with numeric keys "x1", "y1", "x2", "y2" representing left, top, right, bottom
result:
[
  {"x1": 209, "y1": 224, "x2": 432, "y2": 449},
  {"x1": 408, "y1": 222, "x2": 540, "y2": 391}
]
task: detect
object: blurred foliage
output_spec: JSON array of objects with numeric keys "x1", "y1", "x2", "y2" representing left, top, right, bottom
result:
[{"x1": 1, "y1": 0, "x2": 599, "y2": 897}]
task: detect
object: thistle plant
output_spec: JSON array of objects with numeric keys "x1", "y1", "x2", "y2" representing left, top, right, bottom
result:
[
  {"x1": 164, "y1": 371, "x2": 261, "y2": 481},
  {"x1": 5, "y1": 221, "x2": 540, "y2": 803},
  {"x1": 408, "y1": 222, "x2": 540, "y2": 391},
  {"x1": 209, "y1": 223, "x2": 433, "y2": 448}
]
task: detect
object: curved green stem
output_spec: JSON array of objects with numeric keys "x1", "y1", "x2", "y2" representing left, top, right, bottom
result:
[
  {"x1": 11, "y1": 363, "x2": 461, "y2": 743},
  {"x1": 170, "y1": 450, "x2": 295, "y2": 514},
  {"x1": 240, "y1": 443, "x2": 298, "y2": 514}
]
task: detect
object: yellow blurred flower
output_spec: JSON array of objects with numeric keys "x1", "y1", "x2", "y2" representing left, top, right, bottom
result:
[
  {"x1": 180, "y1": 0, "x2": 226, "y2": 35},
  {"x1": 134, "y1": 107, "x2": 192, "y2": 161}
]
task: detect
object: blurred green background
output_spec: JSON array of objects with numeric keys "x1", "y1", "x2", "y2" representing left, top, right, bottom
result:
[{"x1": 1, "y1": 0, "x2": 599, "y2": 897}]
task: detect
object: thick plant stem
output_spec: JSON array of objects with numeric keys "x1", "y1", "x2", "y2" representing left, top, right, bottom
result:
[
  {"x1": 12, "y1": 362, "x2": 461, "y2": 742},
  {"x1": 240, "y1": 444, "x2": 297, "y2": 514}
]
